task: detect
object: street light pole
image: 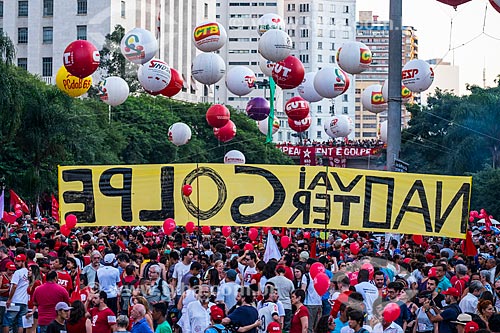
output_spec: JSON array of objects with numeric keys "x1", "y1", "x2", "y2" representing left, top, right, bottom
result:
[{"x1": 387, "y1": 0, "x2": 403, "y2": 171}]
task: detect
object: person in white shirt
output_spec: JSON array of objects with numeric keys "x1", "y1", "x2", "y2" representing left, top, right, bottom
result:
[
  {"x1": 372, "y1": 320, "x2": 404, "y2": 333},
  {"x1": 459, "y1": 280, "x2": 484, "y2": 313},
  {"x1": 97, "y1": 253, "x2": 121, "y2": 315},
  {"x1": 256, "y1": 286, "x2": 280, "y2": 333},
  {"x1": 185, "y1": 284, "x2": 215, "y2": 333},
  {"x1": 303, "y1": 259, "x2": 322, "y2": 333},
  {"x1": 3, "y1": 254, "x2": 29, "y2": 333},
  {"x1": 237, "y1": 251, "x2": 257, "y2": 286},
  {"x1": 355, "y1": 269, "x2": 379, "y2": 318},
  {"x1": 172, "y1": 248, "x2": 194, "y2": 304}
]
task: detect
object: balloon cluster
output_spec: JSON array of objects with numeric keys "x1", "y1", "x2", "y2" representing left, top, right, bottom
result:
[
  {"x1": 205, "y1": 104, "x2": 237, "y2": 143},
  {"x1": 60, "y1": 214, "x2": 78, "y2": 236}
]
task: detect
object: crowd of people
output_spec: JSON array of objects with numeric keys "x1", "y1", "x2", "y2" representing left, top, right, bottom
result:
[{"x1": 0, "y1": 217, "x2": 500, "y2": 333}]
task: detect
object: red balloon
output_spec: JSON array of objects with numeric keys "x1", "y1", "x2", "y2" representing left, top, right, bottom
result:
[
  {"x1": 202, "y1": 226, "x2": 211, "y2": 235},
  {"x1": 222, "y1": 226, "x2": 232, "y2": 237},
  {"x1": 412, "y1": 235, "x2": 423, "y2": 245},
  {"x1": 280, "y1": 236, "x2": 291, "y2": 249},
  {"x1": 65, "y1": 214, "x2": 78, "y2": 229},
  {"x1": 60, "y1": 224, "x2": 71, "y2": 237},
  {"x1": 206, "y1": 104, "x2": 231, "y2": 128},
  {"x1": 182, "y1": 184, "x2": 193, "y2": 196},
  {"x1": 350, "y1": 242, "x2": 360, "y2": 255},
  {"x1": 248, "y1": 227, "x2": 258, "y2": 241},
  {"x1": 313, "y1": 273, "x2": 330, "y2": 296},
  {"x1": 15, "y1": 210, "x2": 23, "y2": 218},
  {"x1": 3, "y1": 212, "x2": 17, "y2": 224},
  {"x1": 361, "y1": 263, "x2": 374, "y2": 280},
  {"x1": 163, "y1": 218, "x2": 176, "y2": 235},
  {"x1": 161, "y1": 68, "x2": 183, "y2": 97},
  {"x1": 185, "y1": 221, "x2": 195, "y2": 233},
  {"x1": 244, "y1": 243, "x2": 254, "y2": 251},
  {"x1": 226, "y1": 238, "x2": 234, "y2": 247},
  {"x1": 383, "y1": 303, "x2": 401, "y2": 322},
  {"x1": 285, "y1": 96, "x2": 310, "y2": 121},
  {"x1": 310, "y1": 262, "x2": 326, "y2": 279},
  {"x1": 436, "y1": 0, "x2": 473, "y2": 7},
  {"x1": 288, "y1": 114, "x2": 311, "y2": 132},
  {"x1": 214, "y1": 120, "x2": 236, "y2": 142},
  {"x1": 63, "y1": 40, "x2": 100, "y2": 78},
  {"x1": 303, "y1": 231, "x2": 310, "y2": 239},
  {"x1": 272, "y1": 55, "x2": 305, "y2": 90}
]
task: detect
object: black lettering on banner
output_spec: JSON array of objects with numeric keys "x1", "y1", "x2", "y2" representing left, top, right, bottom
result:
[
  {"x1": 363, "y1": 176, "x2": 394, "y2": 229},
  {"x1": 307, "y1": 172, "x2": 333, "y2": 191},
  {"x1": 313, "y1": 193, "x2": 330, "y2": 225},
  {"x1": 99, "y1": 168, "x2": 133, "y2": 222},
  {"x1": 62, "y1": 169, "x2": 96, "y2": 223},
  {"x1": 287, "y1": 191, "x2": 311, "y2": 225},
  {"x1": 392, "y1": 180, "x2": 433, "y2": 232},
  {"x1": 435, "y1": 181, "x2": 470, "y2": 234},
  {"x1": 140, "y1": 167, "x2": 175, "y2": 221},
  {"x1": 299, "y1": 167, "x2": 306, "y2": 189},
  {"x1": 331, "y1": 172, "x2": 363, "y2": 191},
  {"x1": 231, "y1": 166, "x2": 285, "y2": 224},
  {"x1": 183, "y1": 167, "x2": 226, "y2": 220},
  {"x1": 334, "y1": 195, "x2": 361, "y2": 226}
]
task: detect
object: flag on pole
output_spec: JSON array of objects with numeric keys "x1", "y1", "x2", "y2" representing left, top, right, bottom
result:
[
  {"x1": 9, "y1": 189, "x2": 29, "y2": 213},
  {"x1": 265, "y1": 77, "x2": 276, "y2": 143},
  {"x1": 51, "y1": 194, "x2": 59, "y2": 222},
  {"x1": 263, "y1": 230, "x2": 281, "y2": 263},
  {"x1": 0, "y1": 189, "x2": 4, "y2": 215}
]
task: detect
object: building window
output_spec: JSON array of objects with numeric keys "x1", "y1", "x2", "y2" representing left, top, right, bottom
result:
[
  {"x1": 317, "y1": 29, "x2": 323, "y2": 37},
  {"x1": 317, "y1": 118, "x2": 322, "y2": 126},
  {"x1": 299, "y1": 54, "x2": 309, "y2": 63},
  {"x1": 287, "y1": 3, "x2": 296, "y2": 11},
  {"x1": 317, "y1": 105, "x2": 322, "y2": 113},
  {"x1": 317, "y1": 16, "x2": 323, "y2": 24},
  {"x1": 343, "y1": 31, "x2": 349, "y2": 39},
  {"x1": 299, "y1": 4, "x2": 309, "y2": 12},
  {"x1": 330, "y1": 105, "x2": 335, "y2": 114},
  {"x1": 342, "y1": 107, "x2": 348, "y2": 114},
  {"x1": 287, "y1": 16, "x2": 295, "y2": 24},
  {"x1": 18, "y1": 1, "x2": 28, "y2": 17},
  {"x1": 77, "y1": 0, "x2": 87, "y2": 15},
  {"x1": 121, "y1": 1, "x2": 126, "y2": 17},
  {"x1": 17, "y1": 58, "x2": 27, "y2": 70},
  {"x1": 300, "y1": 29, "x2": 309, "y2": 38},
  {"x1": 329, "y1": 55, "x2": 335, "y2": 63},
  {"x1": 43, "y1": 0, "x2": 53, "y2": 16},
  {"x1": 77, "y1": 25, "x2": 87, "y2": 40},
  {"x1": 330, "y1": 30, "x2": 336, "y2": 38},
  {"x1": 318, "y1": 42, "x2": 323, "y2": 50},
  {"x1": 18, "y1": 28, "x2": 28, "y2": 44},
  {"x1": 0, "y1": 1, "x2": 3, "y2": 18},
  {"x1": 317, "y1": 131, "x2": 322, "y2": 138},
  {"x1": 318, "y1": 3, "x2": 323, "y2": 11},
  {"x1": 330, "y1": 18, "x2": 335, "y2": 25},
  {"x1": 318, "y1": 54, "x2": 323, "y2": 62},
  {"x1": 204, "y1": 3, "x2": 208, "y2": 18},
  {"x1": 330, "y1": 4, "x2": 336, "y2": 12},
  {"x1": 42, "y1": 57, "x2": 53, "y2": 76},
  {"x1": 343, "y1": 5, "x2": 349, "y2": 13},
  {"x1": 43, "y1": 27, "x2": 53, "y2": 44},
  {"x1": 331, "y1": 42, "x2": 335, "y2": 50},
  {"x1": 345, "y1": 18, "x2": 349, "y2": 26},
  {"x1": 342, "y1": 95, "x2": 348, "y2": 102}
]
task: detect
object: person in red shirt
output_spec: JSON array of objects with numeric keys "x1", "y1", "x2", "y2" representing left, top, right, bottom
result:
[
  {"x1": 330, "y1": 275, "x2": 352, "y2": 318},
  {"x1": 33, "y1": 271, "x2": 70, "y2": 333},
  {"x1": 290, "y1": 289, "x2": 309, "y2": 333},
  {"x1": 89, "y1": 291, "x2": 117, "y2": 333},
  {"x1": 53, "y1": 257, "x2": 73, "y2": 293}
]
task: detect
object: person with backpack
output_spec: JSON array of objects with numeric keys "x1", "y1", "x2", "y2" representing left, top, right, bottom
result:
[
  {"x1": 144, "y1": 265, "x2": 170, "y2": 306},
  {"x1": 119, "y1": 265, "x2": 139, "y2": 315},
  {"x1": 422, "y1": 287, "x2": 461, "y2": 333},
  {"x1": 204, "y1": 305, "x2": 229, "y2": 333}
]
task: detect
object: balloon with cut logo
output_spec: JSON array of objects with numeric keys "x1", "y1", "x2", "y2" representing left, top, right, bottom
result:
[
  {"x1": 285, "y1": 96, "x2": 310, "y2": 121},
  {"x1": 97, "y1": 76, "x2": 129, "y2": 106},
  {"x1": 246, "y1": 97, "x2": 270, "y2": 121},
  {"x1": 161, "y1": 68, "x2": 183, "y2": 97},
  {"x1": 224, "y1": 150, "x2": 246, "y2": 164},
  {"x1": 56, "y1": 66, "x2": 92, "y2": 98},
  {"x1": 192, "y1": 52, "x2": 226, "y2": 85},
  {"x1": 214, "y1": 120, "x2": 236, "y2": 142},
  {"x1": 206, "y1": 104, "x2": 230, "y2": 128},
  {"x1": 120, "y1": 28, "x2": 158, "y2": 65},
  {"x1": 138, "y1": 58, "x2": 171, "y2": 93},
  {"x1": 258, "y1": 29, "x2": 292, "y2": 63},
  {"x1": 259, "y1": 54, "x2": 275, "y2": 77},
  {"x1": 272, "y1": 56, "x2": 305, "y2": 90},
  {"x1": 288, "y1": 114, "x2": 311, "y2": 132},
  {"x1": 298, "y1": 72, "x2": 323, "y2": 102},
  {"x1": 225, "y1": 66, "x2": 256, "y2": 96},
  {"x1": 193, "y1": 22, "x2": 227, "y2": 52},
  {"x1": 381, "y1": 79, "x2": 412, "y2": 104},
  {"x1": 63, "y1": 40, "x2": 100, "y2": 78},
  {"x1": 402, "y1": 59, "x2": 434, "y2": 92},
  {"x1": 313, "y1": 66, "x2": 349, "y2": 99},
  {"x1": 362, "y1": 84, "x2": 387, "y2": 113},
  {"x1": 257, "y1": 13, "x2": 285, "y2": 35},
  {"x1": 257, "y1": 117, "x2": 280, "y2": 136},
  {"x1": 327, "y1": 115, "x2": 353, "y2": 138},
  {"x1": 336, "y1": 41, "x2": 372, "y2": 74},
  {"x1": 168, "y1": 122, "x2": 192, "y2": 146}
]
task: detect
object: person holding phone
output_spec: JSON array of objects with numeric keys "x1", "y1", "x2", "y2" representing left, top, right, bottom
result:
[{"x1": 413, "y1": 291, "x2": 437, "y2": 333}]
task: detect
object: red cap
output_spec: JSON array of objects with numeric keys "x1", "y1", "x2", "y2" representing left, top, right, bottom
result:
[
  {"x1": 267, "y1": 322, "x2": 281, "y2": 332},
  {"x1": 98, "y1": 245, "x2": 105, "y2": 252},
  {"x1": 403, "y1": 258, "x2": 411, "y2": 264},
  {"x1": 6, "y1": 262, "x2": 16, "y2": 270},
  {"x1": 210, "y1": 305, "x2": 224, "y2": 321},
  {"x1": 15, "y1": 254, "x2": 26, "y2": 262},
  {"x1": 139, "y1": 247, "x2": 150, "y2": 255},
  {"x1": 442, "y1": 287, "x2": 460, "y2": 298},
  {"x1": 145, "y1": 232, "x2": 153, "y2": 237},
  {"x1": 464, "y1": 321, "x2": 479, "y2": 333},
  {"x1": 232, "y1": 245, "x2": 240, "y2": 251}
]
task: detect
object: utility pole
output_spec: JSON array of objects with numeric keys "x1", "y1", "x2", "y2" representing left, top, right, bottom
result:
[{"x1": 386, "y1": 0, "x2": 403, "y2": 171}]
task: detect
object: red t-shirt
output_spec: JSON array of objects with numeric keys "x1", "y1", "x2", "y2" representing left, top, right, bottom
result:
[
  {"x1": 56, "y1": 270, "x2": 73, "y2": 293},
  {"x1": 290, "y1": 305, "x2": 309, "y2": 333},
  {"x1": 33, "y1": 282, "x2": 70, "y2": 326},
  {"x1": 90, "y1": 307, "x2": 117, "y2": 333},
  {"x1": 277, "y1": 265, "x2": 294, "y2": 281},
  {"x1": 27, "y1": 280, "x2": 42, "y2": 309},
  {"x1": 331, "y1": 290, "x2": 352, "y2": 318}
]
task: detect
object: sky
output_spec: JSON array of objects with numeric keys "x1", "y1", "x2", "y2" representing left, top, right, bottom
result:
[{"x1": 356, "y1": 0, "x2": 500, "y2": 93}]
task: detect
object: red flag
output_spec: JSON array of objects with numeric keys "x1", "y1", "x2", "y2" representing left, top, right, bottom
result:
[
  {"x1": 485, "y1": 214, "x2": 492, "y2": 232},
  {"x1": 9, "y1": 190, "x2": 29, "y2": 213},
  {"x1": 461, "y1": 230, "x2": 478, "y2": 257},
  {"x1": 69, "y1": 267, "x2": 81, "y2": 303},
  {"x1": 51, "y1": 194, "x2": 59, "y2": 222}
]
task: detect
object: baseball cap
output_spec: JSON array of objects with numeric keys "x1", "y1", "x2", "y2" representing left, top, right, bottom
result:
[
  {"x1": 226, "y1": 269, "x2": 237, "y2": 280},
  {"x1": 267, "y1": 322, "x2": 281, "y2": 332},
  {"x1": 6, "y1": 262, "x2": 16, "y2": 271},
  {"x1": 451, "y1": 313, "x2": 472, "y2": 325},
  {"x1": 55, "y1": 302, "x2": 73, "y2": 311},
  {"x1": 14, "y1": 254, "x2": 26, "y2": 262},
  {"x1": 464, "y1": 321, "x2": 479, "y2": 333},
  {"x1": 442, "y1": 287, "x2": 460, "y2": 298},
  {"x1": 299, "y1": 251, "x2": 309, "y2": 260},
  {"x1": 210, "y1": 305, "x2": 224, "y2": 321},
  {"x1": 103, "y1": 253, "x2": 115, "y2": 264}
]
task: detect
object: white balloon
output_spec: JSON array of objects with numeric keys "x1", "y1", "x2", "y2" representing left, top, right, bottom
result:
[
  {"x1": 192, "y1": 22, "x2": 227, "y2": 52},
  {"x1": 258, "y1": 54, "x2": 275, "y2": 77},
  {"x1": 337, "y1": 41, "x2": 372, "y2": 74},
  {"x1": 257, "y1": 117, "x2": 280, "y2": 136},
  {"x1": 224, "y1": 150, "x2": 246, "y2": 164},
  {"x1": 138, "y1": 58, "x2": 171, "y2": 93},
  {"x1": 225, "y1": 66, "x2": 256, "y2": 96},
  {"x1": 381, "y1": 79, "x2": 413, "y2": 104},
  {"x1": 313, "y1": 66, "x2": 349, "y2": 99},
  {"x1": 257, "y1": 13, "x2": 285, "y2": 36},
  {"x1": 120, "y1": 28, "x2": 158, "y2": 65},
  {"x1": 298, "y1": 72, "x2": 323, "y2": 102},
  {"x1": 402, "y1": 59, "x2": 434, "y2": 92},
  {"x1": 98, "y1": 76, "x2": 129, "y2": 106},
  {"x1": 361, "y1": 84, "x2": 388, "y2": 113},
  {"x1": 258, "y1": 29, "x2": 292, "y2": 63},
  {"x1": 192, "y1": 53, "x2": 226, "y2": 85},
  {"x1": 379, "y1": 121, "x2": 388, "y2": 142},
  {"x1": 168, "y1": 122, "x2": 192, "y2": 146},
  {"x1": 326, "y1": 115, "x2": 353, "y2": 138}
]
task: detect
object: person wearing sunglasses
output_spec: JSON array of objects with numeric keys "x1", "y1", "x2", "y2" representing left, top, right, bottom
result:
[{"x1": 47, "y1": 302, "x2": 72, "y2": 333}]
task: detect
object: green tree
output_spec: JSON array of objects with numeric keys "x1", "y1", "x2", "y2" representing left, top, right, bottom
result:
[{"x1": 471, "y1": 167, "x2": 500, "y2": 218}]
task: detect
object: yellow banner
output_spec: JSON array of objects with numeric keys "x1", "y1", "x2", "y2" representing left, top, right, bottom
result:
[{"x1": 58, "y1": 164, "x2": 471, "y2": 238}]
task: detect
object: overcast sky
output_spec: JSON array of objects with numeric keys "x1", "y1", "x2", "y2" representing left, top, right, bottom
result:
[{"x1": 356, "y1": 0, "x2": 500, "y2": 92}]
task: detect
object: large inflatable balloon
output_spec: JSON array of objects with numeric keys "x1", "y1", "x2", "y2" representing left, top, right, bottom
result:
[
  {"x1": 224, "y1": 150, "x2": 246, "y2": 164},
  {"x1": 336, "y1": 41, "x2": 372, "y2": 74},
  {"x1": 193, "y1": 22, "x2": 227, "y2": 52},
  {"x1": 206, "y1": 104, "x2": 230, "y2": 128},
  {"x1": 402, "y1": 59, "x2": 434, "y2": 92},
  {"x1": 381, "y1": 79, "x2": 412, "y2": 104},
  {"x1": 362, "y1": 84, "x2": 388, "y2": 113},
  {"x1": 120, "y1": 28, "x2": 158, "y2": 65},
  {"x1": 285, "y1": 96, "x2": 310, "y2": 121},
  {"x1": 257, "y1": 117, "x2": 280, "y2": 136},
  {"x1": 214, "y1": 120, "x2": 236, "y2": 142},
  {"x1": 97, "y1": 76, "x2": 129, "y2": 106},
  {"x1": 491, "y1": 0, "x2": 500, "y2": 13},
  {"x1": 288, "y1": 114, "x2": 311, "y2": 132},
  {"x1": 225, "y1": 66, "x2": 256, "y2": 96},
  {"x1": 168, "y1": 122, "x2": 192, "y2": 146},
  {"x1": 272, "y1": 56, "x2": 305, "y2": 90},
  {"x1": 246, "y1": 97, "x2": 270, "y2": 121},
  {"x1": 298, "y1": 72, "x2": 323, "y2": 102},
  {"x1": 161, "y1": 68, "x2": 183, "y2": 97},
  {"x1": 314, "y1": 66, "x2": 349, "y2": 99},
  {"x1": 63, "y1": 40, "x2": 100, "y2": 79},
  {"x1": 257, "y1": 13, "x2": 285, "y2": 35},
  {"x1": 258, "y1": 29, "x2": 292, "y2": 62},
  {"x1": 138, "y1": 58, "x2": 171, "y2": 93},
  {"x1": 379, "y1": 121, "x2": 388, "y2": 142},
  {"x1": 259, "y1": 54, "x2": 275, "y2": 77},
  {"x1": 326, "y1": 115, "x2": 353, "y2": 138},
  {"x1": 55, "y1": 66, "x2": 92, "y2": 98},
  {"x1": 192, "y1": 52, "x2": 226, "y2": 85}
]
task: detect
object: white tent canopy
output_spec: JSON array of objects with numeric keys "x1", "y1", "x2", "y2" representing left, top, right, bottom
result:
[{"x1": 477, "y1": 218, "x2": 500, "y2": 225}]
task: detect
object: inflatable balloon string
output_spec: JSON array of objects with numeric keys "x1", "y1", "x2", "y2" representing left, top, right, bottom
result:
[{"x1": 266, "y1": 77, "x2": 276, "y2": 143}]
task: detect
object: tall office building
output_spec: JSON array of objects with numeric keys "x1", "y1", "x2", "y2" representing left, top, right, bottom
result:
[{"x1": 355, "y1": 11, "x2": 418, "y2": 140}]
